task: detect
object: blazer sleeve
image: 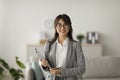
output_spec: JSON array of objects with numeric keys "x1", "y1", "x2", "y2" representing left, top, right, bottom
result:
[
  {"x1": 60, "y1": 41, "x2": 86, "y2": 77},
  {"x1": 42, "y1": 40, "x2": 51, "y2": 71},
  {"x1": 43, "y1": 41, "x2": 51, "y2": 59}
]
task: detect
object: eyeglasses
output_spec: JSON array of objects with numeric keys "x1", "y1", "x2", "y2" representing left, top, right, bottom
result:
[{"x1": 56, "y1": 23, "x2": 69, "y2": 29}]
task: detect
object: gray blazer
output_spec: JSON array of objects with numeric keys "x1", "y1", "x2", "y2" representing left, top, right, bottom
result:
[{"x1": 44, "y1": 39, "x2": 86, "y2": 80}]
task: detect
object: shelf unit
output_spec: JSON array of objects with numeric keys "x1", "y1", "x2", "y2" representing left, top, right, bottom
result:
[{"x1": 27, "y1": 43, "x2": 102, "y2": 62}]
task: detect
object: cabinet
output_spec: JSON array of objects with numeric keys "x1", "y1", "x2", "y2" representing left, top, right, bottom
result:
[
  {"x1": 27, "y1": 43, "x2": 102, "y2": 62},
  {"x1": 82, "y1": 43, "x2": 102, "y2": 58}
]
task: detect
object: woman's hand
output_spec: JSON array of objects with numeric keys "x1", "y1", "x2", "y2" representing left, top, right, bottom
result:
[
  {"x1": 50, "y1": 68, "x2": 61, "y2": 75},
  {"x1": 40, "y1": 59, "x2": 48, "y2": 67}
]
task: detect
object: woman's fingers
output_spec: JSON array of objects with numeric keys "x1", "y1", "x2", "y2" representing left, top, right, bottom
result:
[
  {"x1": 50, "y1": 68, "x2": 56, "y2": 75},
  {"x1": 50, "y1": 68, "x2": 61, "y2": 75}
]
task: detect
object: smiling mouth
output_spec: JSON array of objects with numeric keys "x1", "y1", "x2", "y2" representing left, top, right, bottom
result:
[{"x1": 60, "y1": 30, "x2": 66, "y2": 33}]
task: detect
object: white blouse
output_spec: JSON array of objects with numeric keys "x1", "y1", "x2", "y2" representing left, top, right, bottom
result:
[{"x1": 56, "y1": 38, "x2": 69, "y2": 68}]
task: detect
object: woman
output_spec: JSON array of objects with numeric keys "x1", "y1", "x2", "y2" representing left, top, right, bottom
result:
[{"x1": 41, "y1": 14, "x2": 85, "y2": 80}]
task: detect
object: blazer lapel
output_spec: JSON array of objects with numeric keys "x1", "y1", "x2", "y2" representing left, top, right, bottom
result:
[
  {"x1": 64, "y1": 40, "x2": 73, "y2": 68},
  {"x1": 50, "y1": 42, "x2": 57, "y2": 67}
]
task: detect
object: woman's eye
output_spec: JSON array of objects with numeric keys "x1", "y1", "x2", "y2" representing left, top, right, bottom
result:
[{"x1": 58, "y1": 24, "x2": 61, "y2": 26}]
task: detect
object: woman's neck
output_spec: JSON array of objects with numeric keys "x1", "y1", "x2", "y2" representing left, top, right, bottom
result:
[{"x1": 58, "y1": 36, "x2": 67, "y2": 45}]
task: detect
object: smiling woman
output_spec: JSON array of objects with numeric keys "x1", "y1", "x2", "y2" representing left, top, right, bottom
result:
[
  {"x1": 39, "y1": 14, "x2": 85, "y2": 80},
  {"x1": 25, "y1": 14, "x2": 85, "y2": 80}
]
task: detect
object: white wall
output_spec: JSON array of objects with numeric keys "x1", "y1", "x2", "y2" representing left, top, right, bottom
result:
[
  {"x1": 0, "y1": 1, "x2": 2, "y2": 54},
  {"x1": 0, "y1": 0, "x2": 5, "y2": 58},
  {"x1": 1, "y1": 0, "x2": 120, "y2": 64}
]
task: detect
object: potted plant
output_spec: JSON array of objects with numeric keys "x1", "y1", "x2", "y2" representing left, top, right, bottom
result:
[
  {"x1": 76, "y1": 34, "x2": 85, "y2": 43},
  {"x1": 0, "y1": 56, "x2": 25, "y2": 80}
]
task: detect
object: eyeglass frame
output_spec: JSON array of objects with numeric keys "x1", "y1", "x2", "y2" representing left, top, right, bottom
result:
[{"x1": 56, "y1": 23, "x2": 69, "y2": 29}]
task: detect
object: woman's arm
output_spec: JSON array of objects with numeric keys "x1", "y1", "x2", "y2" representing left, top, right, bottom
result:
[{"x1": 40, "y1": 41, "x2": 51, "y2": 71}]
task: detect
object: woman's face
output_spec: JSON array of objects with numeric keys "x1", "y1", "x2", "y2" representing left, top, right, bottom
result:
[{"x1": 56, "y1": 19, "x2": 70, "y2": 37}]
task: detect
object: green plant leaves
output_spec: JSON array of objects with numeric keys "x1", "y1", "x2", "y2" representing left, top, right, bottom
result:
[
  {"x1": 15, "y1": 56, "x2": 25, "y2": 69},
  {"x1": 0, "y1": 58, "x2": 10, "y2": 70},
  {"x1": 9, "y1": 68, "x2": 24, "y2": 80},
  {"x1": 0, "y1": 67, "x2": 4, "y2": 76},
  {"x1": 76, "y1": 34, "x2": 85, "y2": 41},
  {"x1": 0, "y1": 57, "x2": 25, "y2": 80}
]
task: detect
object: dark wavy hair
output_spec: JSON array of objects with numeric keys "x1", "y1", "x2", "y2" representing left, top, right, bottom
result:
[{"x1": 50, "y1": 14, "x2": 74, "y2": 43}]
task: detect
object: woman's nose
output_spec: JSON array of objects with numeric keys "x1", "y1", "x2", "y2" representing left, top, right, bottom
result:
[{"x1": 61, "y1": 26, "x2": 65, "y2": 29}]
